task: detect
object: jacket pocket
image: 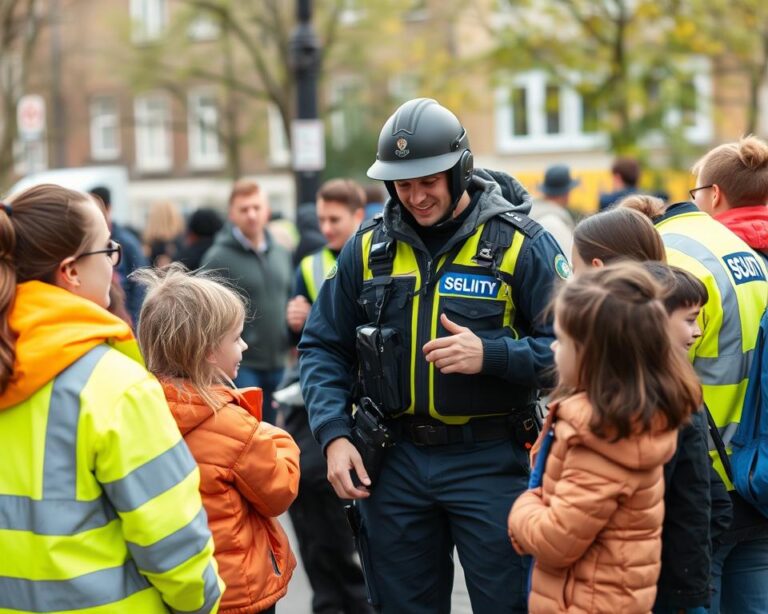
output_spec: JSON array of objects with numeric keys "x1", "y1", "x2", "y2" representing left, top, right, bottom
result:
[{"x1": 433, "y1": 297, "x2": 517, "y2": 416}]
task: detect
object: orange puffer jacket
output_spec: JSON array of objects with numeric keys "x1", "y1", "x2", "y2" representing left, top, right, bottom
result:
[
  {"x1": 508, "y1": 392, "x2": 677, "y2": 614},
  {"x1": 162, "y1": 380, "x2": 300, "y2": 614}
]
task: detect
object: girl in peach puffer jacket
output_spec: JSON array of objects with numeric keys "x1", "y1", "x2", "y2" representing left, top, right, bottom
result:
[
  {"x1": 508, "y1": 263, "x2": 701, "y2": 614},
  {"x1": 135, "y1": 265, "x2": 300, "y2": 614}
]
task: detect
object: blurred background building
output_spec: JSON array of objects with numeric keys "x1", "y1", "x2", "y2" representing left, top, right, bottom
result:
[{"x1": 1, "y1": 0, "x2": 767, "y2": 225}]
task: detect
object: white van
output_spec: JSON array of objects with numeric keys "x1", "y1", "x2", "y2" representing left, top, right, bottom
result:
[{"x1": 5, "y1": 165, "x2": 131, "y2": 224}]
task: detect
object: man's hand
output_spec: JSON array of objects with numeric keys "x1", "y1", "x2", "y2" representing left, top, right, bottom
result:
[
  {"x1": 422, "y1": 313, "x2": 483, "y2": 374},
  {"x1": 326, "y1": 437, "x2": 372, "y2": 500},
  {"x1": 286, "y1": 295, "x2": 312, "y2": 333}
]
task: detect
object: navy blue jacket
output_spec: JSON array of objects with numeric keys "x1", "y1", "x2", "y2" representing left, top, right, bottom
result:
[{"x1": 299, "y1": 170, "x2": 565, "y2": 450}]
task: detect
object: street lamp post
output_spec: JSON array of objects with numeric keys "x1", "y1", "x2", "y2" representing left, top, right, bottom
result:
[{"x1": 290, "y1": 0, "x2": 322, "y2": 208}]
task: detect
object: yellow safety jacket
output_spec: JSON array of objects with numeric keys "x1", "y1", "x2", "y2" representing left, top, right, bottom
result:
[
  {"x1": 657, "y1": 204, "x2": 768, "y2": 486},
  {"x1": 0, "y1": 282, "x2": 223, "y2": 614},
  {"x1": 300, "y1": 247, "x2": 336, "y2": 303}
]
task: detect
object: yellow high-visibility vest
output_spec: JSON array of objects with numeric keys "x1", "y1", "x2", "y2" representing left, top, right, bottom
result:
[
  {"x1": 300, "y1": 247, "x2": 336, "y2": 303},
  {"x1": 658, "y1": 207, "x2": 768, "y2": 486},
  {"x1": 0, "y1": 344, "x2": 223, "y2": 614}
]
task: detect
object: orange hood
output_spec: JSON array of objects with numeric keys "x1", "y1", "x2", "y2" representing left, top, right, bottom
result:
[
  {"x1": 160, "y1": 379, "x2": 264, "y2": 434},
  {"x1": 0, "y1": 281, "x2": 137, "y2": 410}
]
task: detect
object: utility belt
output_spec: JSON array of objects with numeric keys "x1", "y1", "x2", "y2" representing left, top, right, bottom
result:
[{"x1": 388, "y1": 408, "x2": 540, "y2": 448}]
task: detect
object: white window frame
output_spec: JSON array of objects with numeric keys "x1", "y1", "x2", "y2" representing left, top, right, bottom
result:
[
  {"x1": 187, "y1": 90, "x2": 224, "y2": 170},
  {"x1": 130, "y1": 0, "x2": 168, "y2": 44},
  {"x1": 495, "y1": 70, "x2": 606, "y2": 154},
  {"x1": 134, "y1": 93, "x2": 173, "y2": 172},
  {"x1": 89, "y1": 96, "x2": 121, "y2": 160}
]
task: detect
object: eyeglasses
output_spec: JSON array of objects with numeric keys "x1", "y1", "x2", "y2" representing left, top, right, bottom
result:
[
  {"x1": 689, "y1": 184, "x2": 714, "y2": 200},
  {"x1": 75, "y1": 240, "x2": 122, "y2": 267}
]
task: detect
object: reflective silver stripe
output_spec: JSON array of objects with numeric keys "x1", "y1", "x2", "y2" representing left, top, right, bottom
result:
[
  {"x1": 0, "y1": 561, "x2": 150, "y2": 611},
  {"x1": 101, "y1": 439, "x2": 197, "y2": 512},
  {"x1": 719, "y1": 422, "x2": 740, "y2": 448},
  {"x1": 312, "y1": 251, "x2": 327, "y2": 298},
  {"x1": 664, "y1": 233, "x2": 751, "y2": 385},
  {"x1": 0, "y1": 494, "x2": 117, "y2": 535},
  {"x1": 170, "y1": 562, "x2": 221, "y2": 614},
  {"x1": 42, "y1": 346, "x2": 110, "y2": 498},
  {"x1": 127, "y1": 507, "x2": 210, "y2": 574},
  {"x1": 694, "y1": 352, "x2": 753, "y2": 387}
]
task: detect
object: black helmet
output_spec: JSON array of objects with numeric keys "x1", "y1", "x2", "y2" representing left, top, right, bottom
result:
[{"x1": 367, "y1": 98, "x2": 473, "y2": 216}]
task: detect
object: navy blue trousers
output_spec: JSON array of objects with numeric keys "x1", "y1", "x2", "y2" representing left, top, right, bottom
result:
[{"x1": 358, "y1": 437, "x2": 531, "y2": 613}]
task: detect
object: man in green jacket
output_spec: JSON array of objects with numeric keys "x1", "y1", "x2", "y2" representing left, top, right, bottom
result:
[{"x1": 202, "y1": 179, "x2": 293, "y2": 424}]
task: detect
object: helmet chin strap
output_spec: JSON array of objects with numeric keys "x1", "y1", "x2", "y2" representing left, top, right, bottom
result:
[{"x1": 431, "y1": 195, "x2": 462, "y2": 228}]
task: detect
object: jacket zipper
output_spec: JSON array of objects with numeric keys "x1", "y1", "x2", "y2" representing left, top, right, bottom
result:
[{"x1": 415, "y1": 255, "x2": 433, "y2": 417}]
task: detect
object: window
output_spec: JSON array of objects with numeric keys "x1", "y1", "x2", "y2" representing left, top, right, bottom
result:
[
  {"x1": 90, "y1": 96, "x2": 120, "y2": 160},
  {"x1": 187, "y1": 91, "x2": 223, "y2": 169},
  {"x1": 510, "y1": 86, "x2": 528, "y2": 136},
  {"x1": 134, "y1": 93, "x2": 172, "y2": 172},
  {"x1": 188, "y1": 14, "x2": 220, "y2": 41},
  {"x1": 495, "y1": 70, "x2": 605, "y2": 154},
  {"x1": 131, "y1": 0, "x2": 167, "y2": 43},
  {"x1": 329, "y1": 78, "x2": 363, "y2": 150}
]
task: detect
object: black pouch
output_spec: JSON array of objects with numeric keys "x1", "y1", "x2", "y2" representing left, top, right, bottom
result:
[
  {"x1": 349, "y1": 397, "x2": 393, "y2": 487},
  {"x1": 356, "y1": 324, "x2": 408, "y2": 415}
]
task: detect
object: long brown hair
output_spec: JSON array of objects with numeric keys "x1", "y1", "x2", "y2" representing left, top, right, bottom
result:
[
  {"x1": 134, "y1": 264, "x2": 246, "y2": 412},
  {"x1": 573, "y1": 207, "x2": 666, "y2": 266},
  {"x1": 553, "y1": 262, "x2": 701, "y2": 439},
  {"x1": 0, "y1": 184, "x2": 96, "y2": 393}
]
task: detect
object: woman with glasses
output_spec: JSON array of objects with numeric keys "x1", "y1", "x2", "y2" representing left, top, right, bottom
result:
[
  {"x1": 690, "y1": 135, "x2": 768, "y2": 268},
  {"x1": 0, "y1": 184, "x2": 223, "y2": 613}
]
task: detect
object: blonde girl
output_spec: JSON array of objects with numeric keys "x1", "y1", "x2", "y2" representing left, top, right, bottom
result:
[
  {"x1": 508, "y1": 262, "x2": 700, "y2": 613},
  {"x1": 135, "y1": 264, "x2": 300, "y2": 614}
]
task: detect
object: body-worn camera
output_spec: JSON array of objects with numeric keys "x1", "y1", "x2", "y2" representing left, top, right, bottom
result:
[{"x1": 349, "y1": 397, "x2": 393, "y2": 488}]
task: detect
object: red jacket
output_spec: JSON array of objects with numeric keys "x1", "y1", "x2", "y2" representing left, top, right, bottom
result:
[
  {"x1": 162, "y1": 381, "x2": 300, "y2": 614},
  {"x1": 716, "y1": 205, "x2": 768, "y2": 252}
]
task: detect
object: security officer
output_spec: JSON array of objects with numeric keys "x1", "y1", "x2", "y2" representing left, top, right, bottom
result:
[{"x1": 299, "y1": 98, "x2": 568, "y2": 613}]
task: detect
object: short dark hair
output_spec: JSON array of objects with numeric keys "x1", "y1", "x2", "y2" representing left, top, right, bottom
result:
[
  {"x1": 317, "y1": 179, "x2": 365, "y2": 213},
  {"x1": 612, "y1": 157, "x2": 641, "y2": 187},
  {"x1": 643, "y1": 262, "x2": 708, "y2": 313},
  {"x1": 90, "y1": 186, "x2": 111, "y2": 208}
]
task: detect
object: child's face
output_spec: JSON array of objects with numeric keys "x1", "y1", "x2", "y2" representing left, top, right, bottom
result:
[
  {"x1": 668, "y1": 304, "x2": 702, "y2": 352},
  {"x1": 552, "y1": 317, "x2": 579, "y2": 387},
  {"x1": 208, "y1": 319, "x2": 248, "y2": 381}
]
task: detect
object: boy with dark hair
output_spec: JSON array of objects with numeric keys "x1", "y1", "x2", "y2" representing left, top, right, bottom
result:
[{"x1": 644, "y1": 262, "x2": 733, "y2": 614}]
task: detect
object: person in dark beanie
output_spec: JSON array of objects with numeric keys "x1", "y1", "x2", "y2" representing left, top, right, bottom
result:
[{"x1": 176, "y1": 207, "x2": 224, "y2": 271}]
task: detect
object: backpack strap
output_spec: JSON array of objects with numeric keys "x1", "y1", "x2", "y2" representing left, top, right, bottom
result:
[
  {"x1": 705, "y1": 402, "x2": 734, "y2": 483},
  {"x1": 365, "y1": 217, "x2": 395, "y2": 278},
  {"x1": 473, "y1": 211, "x2": 541, "y2": 286}
]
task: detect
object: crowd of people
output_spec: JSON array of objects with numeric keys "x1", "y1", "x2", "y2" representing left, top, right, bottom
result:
[{"x1": 1, "y1": 96, "x2": 768, "y2": 614}]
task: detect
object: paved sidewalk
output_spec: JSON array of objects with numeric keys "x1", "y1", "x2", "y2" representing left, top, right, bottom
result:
[{"x1": 277, "y1": 513, "x2": 472, "y2": 613}]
